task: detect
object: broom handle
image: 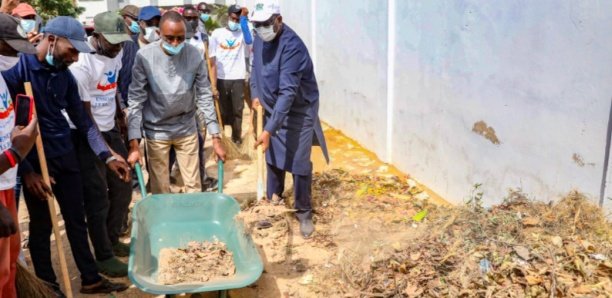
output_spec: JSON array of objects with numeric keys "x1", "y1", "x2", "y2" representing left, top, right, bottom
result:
[
  {"x1": 204, "y1": 41, "x2": 225, "y2": 129},
  {"x1": 256, "y1": 105, "x2": 264, "y2": 201},
  {"x1": 25, "y1": 83, "x2": 73, "y2": 298}
]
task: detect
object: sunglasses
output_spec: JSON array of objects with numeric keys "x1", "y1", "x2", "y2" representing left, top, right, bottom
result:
[{"x1": 253, "y1": 15, "x2": 278, "y2": 28}]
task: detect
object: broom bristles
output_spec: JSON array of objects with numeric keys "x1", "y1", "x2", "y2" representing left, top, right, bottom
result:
[
  {"x1": 240, "y1": 132, "x2": 257, "y2": 160},
  {"x1": 221, "y1": 136, "x2": 244, "y2": 160},
  {"x1": 16, "y1": 262, "x2": 56, "y2": 298}
]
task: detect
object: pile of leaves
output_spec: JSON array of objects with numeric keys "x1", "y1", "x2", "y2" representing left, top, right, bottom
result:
[
  {"x1": 157, "y1": 240, "x2": 236, "y2": 285},
  {"x1": 307, "y1": 170, "x2": 612, "y2": 297}
]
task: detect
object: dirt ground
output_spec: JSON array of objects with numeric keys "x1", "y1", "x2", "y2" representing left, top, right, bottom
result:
[
  {"x1": 20, "y1": 107, "x2": 609, "y2": 298},
  {"x1": 18, "y1": 106, "x2": 441, "y2": 298}
]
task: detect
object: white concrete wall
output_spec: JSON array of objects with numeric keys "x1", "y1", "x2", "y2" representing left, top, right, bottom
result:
[{"x1": 273, "y1": 0, "x2": 612, "y2": 208}]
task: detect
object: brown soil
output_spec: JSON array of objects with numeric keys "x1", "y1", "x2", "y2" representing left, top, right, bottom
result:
[{"x1": 158, "y1": 240, "x2": 236, "y2": 285}]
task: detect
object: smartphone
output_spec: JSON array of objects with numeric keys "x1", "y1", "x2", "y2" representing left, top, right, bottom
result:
[{"x1": 15, "y1": 94, "x2": 34, "y2": 126}]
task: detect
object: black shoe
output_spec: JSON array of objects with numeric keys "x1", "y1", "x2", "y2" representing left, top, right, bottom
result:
[
  {"x1": 49, "y1": 283, "x2": 66, "y2": 298},
  {"x1": 80, "y1": 278, "x2": 129, "y2": 294},
  {"x1": 202, "y1": 177, "x2": 218, "y2": 192},
  {"x1": 232, "y1": 138, "x2": 242, "y2": 145},
  {"x1": 299, "y1": 218, "x2": 314, "y2": 239}
]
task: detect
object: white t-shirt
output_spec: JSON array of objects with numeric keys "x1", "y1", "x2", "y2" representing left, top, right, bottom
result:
[
  {"x1": 209, "y1": 27, "x2": 248, "y2": 80},
  {"x1": 68, "y1": 50, "x2": 123, "y2": 132},
  {"x1": 0, "y1": 75, "x2": 16, "y2": 190},
  {"x1": 0, "y1": 56, "x2": 20, "y2": 190}
]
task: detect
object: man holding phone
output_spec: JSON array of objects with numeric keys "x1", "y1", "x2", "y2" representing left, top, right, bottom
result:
[
  {"x1": 0, "y1": 12, "x2": 40, "y2": 298},
  {"x1": 1, "y1": 16, "x2": 129, "y2": 295}
]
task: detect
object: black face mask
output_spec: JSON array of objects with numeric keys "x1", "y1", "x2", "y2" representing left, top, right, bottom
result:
[
  {"x1": 187, "y1": 19, "x2": 199, "y2": 31},
  {"x1": 95, "y1": 38, "x2": 121, "y2": 58}
]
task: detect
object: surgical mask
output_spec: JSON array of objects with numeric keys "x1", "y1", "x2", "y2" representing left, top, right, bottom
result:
[
  {"x1": 144, "y1": 27, "x2": 159, "y2": 42},
  {"x1": 45, "y1": 38, "x2": 67, "y2": 70},
  {"x1": 162, "y1": 41, "x2": 184, "y2": 56},
  {"x1": 20, "y1": 19, "x2": 36, "y2": 33},
  {"x1": 128, "y1": 20, "x2": 140, "y2": 34},
  {"x1": 228, "y1": 20, "x2": 240, "y2": 31},
  {"x1": 200, "y1": 13, "x2": 210, "y2": 22},
  {"x1": 255, "y1": 25, "x2": 277, "y2": 42}
]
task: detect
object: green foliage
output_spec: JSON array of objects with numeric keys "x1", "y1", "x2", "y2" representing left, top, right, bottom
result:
[
  {"x1": 24, "y1": 0, "x2": 85, "y2": 21},
  {"x1": 466, "y1": 183, "x2": 484, "y2": 212}
]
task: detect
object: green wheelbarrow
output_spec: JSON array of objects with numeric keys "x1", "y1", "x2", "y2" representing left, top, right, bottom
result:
[{"x1": 128, "y1": 161, "x2": 263, "y2": 297}]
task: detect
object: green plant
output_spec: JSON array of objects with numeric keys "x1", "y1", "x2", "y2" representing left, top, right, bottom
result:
[{"x1": 466, "y1": 183, "x2": 484, "y2": 212}]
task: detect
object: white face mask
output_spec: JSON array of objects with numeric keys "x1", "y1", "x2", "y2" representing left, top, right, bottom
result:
[
  {"x1": 255, "y1": 25, "x2": 277, "y2": 42},
  {"x1": 144, "y1": 26, "x2": 160, "y2": 43},
  {"x1": 0, "y1": 55, "x2": 20, "y2": 71}
]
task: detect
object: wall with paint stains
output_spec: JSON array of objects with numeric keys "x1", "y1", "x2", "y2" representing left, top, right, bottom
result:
[
  {"x1": 391, "y1": 1, "x2": 612, "y2": 209},
  {"x1": 240, "y1": 1, "x2": 612, "y2": 209}
]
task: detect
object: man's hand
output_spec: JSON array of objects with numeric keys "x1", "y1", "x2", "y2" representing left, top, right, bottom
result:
[
  {"x1": 11, "y1": 117, "x2": 38, "y2": 160},
  {"x1": 0, "y1": 0, "x2": 19, "y2": 13},
  {"x1": 23, "y1": 172, "x2": 54, "y2": 200},
  {"x1": 212, "y1": 138, "x2": 226, "y2": 162},
  {"x1": 0, "y1": 203, "x2": 16, "y2": 238},
  {"x1": 255, "y1": 130, "x2": 271, "y2": 152},
  {"x1": 127, "y1": 140, "x2": 142, "y2": 167},
  {"x1": 107, "y1": 159, "x2": 131, "y2": 183},
  {"x1": 27, "y1": 32, "x2": 42, "y2": 45},
  {"x1": 252, "y1": 98, "x2": 261, "y2": 109},
  {"x1": 212, "y1": 88, "x2": 219, "y2": 99}
]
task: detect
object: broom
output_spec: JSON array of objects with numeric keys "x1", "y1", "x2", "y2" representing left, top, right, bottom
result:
[
  {"x1": 24, "y1": 82, "x2": 73, "y2": 297},
  {"x1": 204, "y1": 42, "x2": 243, "y2": 160},
  {"x1": 240, "y1": 108, "x2": 257, "y2": 160},
  {"x1": 16, "y1": 263, "x2": 56, "y2": 298}
]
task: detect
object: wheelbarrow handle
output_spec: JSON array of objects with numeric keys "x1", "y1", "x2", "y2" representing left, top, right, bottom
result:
[
  {"x1": 218, "y1": 159, "x2": 224, "y2": 194},
  {"x1": 135, "y1": 162, "x2": 147, "y2": 199}
]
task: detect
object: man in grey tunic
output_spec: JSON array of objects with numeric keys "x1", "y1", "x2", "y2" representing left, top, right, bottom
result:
[{"x1": 127, "y1": 11, "x2": 226, "y2": 193}]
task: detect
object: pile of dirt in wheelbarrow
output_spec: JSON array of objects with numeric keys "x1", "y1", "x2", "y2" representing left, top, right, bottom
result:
[
  {"x1": 157, "y1": 240, "x2": 236, "y2": 284},
  {"x1": 298, "y1": 170, "x2": 612, "y2": 297}
]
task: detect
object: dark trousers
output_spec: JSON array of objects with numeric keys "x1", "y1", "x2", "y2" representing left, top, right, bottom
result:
[
  {"x1": 266, "y1": 163, "x2": 313, "y2": 220},
  {"x1": 72, "y1": 128, "x2": 131, "y2": 262},
  {"x1": 23, "y1": 151, "x2": 101, "y2": 286},
  {"x1": 217, "y1": 79, "x2": 245, "y2": 141}
]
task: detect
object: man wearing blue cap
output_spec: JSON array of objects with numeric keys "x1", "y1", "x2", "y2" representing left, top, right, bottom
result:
[
  {"x1": 1, "y1": 16, "x2": 129, "y2": 295},
  {"x1": 137, "y1": 5, "x2": 161, "y2": 47}
]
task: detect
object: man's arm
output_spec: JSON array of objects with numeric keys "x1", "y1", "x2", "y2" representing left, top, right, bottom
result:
[
  {"x1": 126, "y1": 52, "x2": 149, "y2": 166},
  {"x1": 127, "y1": 53, "x2": 148, "y2": 142},
  {"x1": 194, "y1": 58, "x2": 220, "y2": 135},
  {"x1": 194, "y1": 56, "x2": 226, "y2": 161},
  {"x1": 240, "y1": 14, "x2": 253, "y2": 45},
  {"x1": 207, "y1": 32, "x2": 219, "y2": 96},
  {"x1": 64, "y1": 75, "x2": 111, "y2": 161},
  {"x1": 263, "y1": 45, "x2": 305, "y2": 135}
]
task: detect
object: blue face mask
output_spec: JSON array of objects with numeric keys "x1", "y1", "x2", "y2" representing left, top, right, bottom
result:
[
  {"x1": 45, "y1": 39, "x2": 55, "y2": 66},
  {"x1": 20, "y1": 19, "x2": 36, "y2": 33},
  {"x1": 228, "y1": 20, "x2": 240, "y2": 31},
  {"x1": 162, "y1": 41, "x2": 185, "y2": 56},
  {"x1": 200, "y1": 14, "x2": 210, "y2": 22},
  {"x1": 129, "y1": 20, "x2": 140, "y2": 34}
]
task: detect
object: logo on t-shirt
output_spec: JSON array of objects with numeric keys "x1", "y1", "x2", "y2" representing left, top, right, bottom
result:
[
  {"x1": 0, "y1": 90, "x2": 14, "y2": 120},
  {"x1": 221, "y1": 38, "x2": 241, "y2": 50},
  {"x1": 96, "y1": 70, "x2": 118, "y2": 92}
]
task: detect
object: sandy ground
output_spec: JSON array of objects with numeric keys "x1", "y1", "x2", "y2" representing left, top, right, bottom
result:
[{"x1": 17, "y1": 107, "x2": 442, "y2": 297}]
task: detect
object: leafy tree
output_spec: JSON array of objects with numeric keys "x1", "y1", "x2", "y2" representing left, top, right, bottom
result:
[{"x1": 24, "y1": 0, "x2": 84, "y2": 20}]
